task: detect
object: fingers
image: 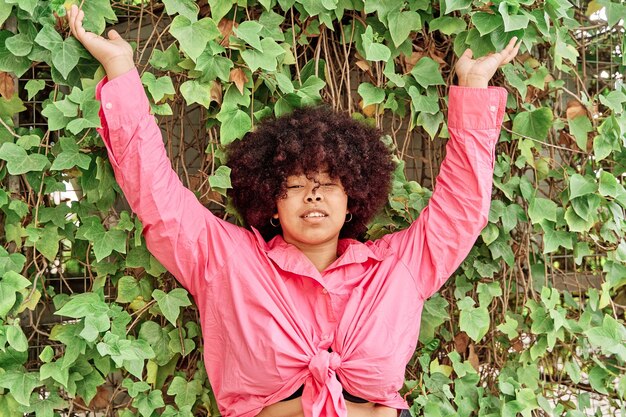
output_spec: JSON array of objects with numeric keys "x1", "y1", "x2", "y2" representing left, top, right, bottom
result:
[
  {"x1": 67, "y1": 5, "x2": 84, "y2": 40},
  {"x1": 108, "y1": 29, "x2": 121, "y2": 40},
  {"x1": 499, "y1": 36, "x2": 520, "y2": 66}
]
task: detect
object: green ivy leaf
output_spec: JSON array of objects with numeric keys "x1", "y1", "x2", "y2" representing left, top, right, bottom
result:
[
  {"x1": 6, "y1": 0, "x2": 36, "y2": 15},
  {"x1": 162, "y1": 0, "x2": 199, "y2": 22},
  {"x1": 584, "y1": 315, "x2": 626, "y2": 361},
  {"x1": 52, "y1": 38, "x2": 82, "y2": 79},
  {"x1": 116, "y1": 276, "x2": 143, "y2": 303},
  {"x1": 564, "y1": 206, "x2": 594, "y2": 232},
  {"x1": 360, "y1": 26, "x2": 390, "y2": 62},
  {"x1": 5, "y1": 33, "x2": 33, "y2": 57},
  {"x1": 167, "y1": 376, "x2": 203, "y2": 408},
  {"x1": 0, "y1": 143, "x2": 49, "y2": 175},
  {"x1": 512, "y1": 107, "x2": 553, "y2": 141},
  {"x1": 152, "y1": 288, "x2": 192, "y2": 326},
  {"x1": 599, "y1": 170, "x2": 624, "y2": 198},
  {"x1": 388, "y1": 10, "x2": 421, "y2": 46},
  {"x1": 80, "y1": 0, "x2": 117, "y2": 34},
  {"x1": 6, "y1": 324, "x2": 28, "y2": 352},
  {"x1": 40, "y1": 360, "x2": 69, "y2": 386},
  {"x1": 408, "y1": 87, "x2": 439, "y2": 114},
  {"x1": 24, "y1": 79, "x2": 45, "y2": 100},
  {"x1": 141, "y1": 73, "x2": 175, "y2": 103},
  {"x1": 0, "y1": 247, "x2": 26, "y2": 276},
  {"x1": 598, "y1": 90, "x2": 626, "y2": 114},
  {"x1": 358, "y1": 83, "x2": 385, "y2": 107},
  {"x1": 296, "y1": 76, "x2": 325, "y2": 106},
  {"x1": 207, "y1": 0, "x2": 233, "y2": 22},
  {"x1": 458, "y1": 297, "x2": 490, "y2": 342},
  {"x1": 554, "y1": 29, "x2": 578, "y2": 70},
  {"x1": 568, "y1": 115, "x2": 591, "y2": 151},
  {"x1": 0, "y1": 371, "x2": 41, "y2": 406},
  {"x1": 528, "y1": 197, "x2": 557, "y2": 224},
  {"x1": 472, "y1": 12, "x2": 503, "y2": 36},
  {"x1": 78, "y1": 218, "x2": 127, "y2": 261},
  {"x1": 134, "y1": 389, "x2": 165, "y2": 417},
  {"x1": 569, "y1": 174, "x2": 598, "y2": 199},
  {"x1": 209, "y1": 165, "x2": 232, "y2": 196},
  {"x1": 542, "y1": 226, "x2": 574, "y2": 254},
  {"x1": 429, "y1": 16, "x2": 466, "y2": 35},
  {"x1": 150, "y1": 44, "x2": 183, "y2": 72},
  {"x1": 0, "y1": 271, "x2": 31, "y2": 318},
  {"x1": 488, "y1": 230, "x2": 515, "y2": 266},
  {"x1": 138, "y1": 321, "x2": 174, "y2": 366},
  {"x1": 443, "y1": 0, "x2": 472, "y2": 14},
  {"x1": 419, "y1": 294, "x2": 449, "y2": 343},
  {"x1": 410, "y1": 57, "x2": 445, "y2": 88},
  {"x1": 170, "y1": 16, "x2": 220, "y2": 61},
  {"x1": 0, "y1": 31, "x2": 31, "y2": 77},
  {"x1": 498, "y1": 3, "x2": 530, "y2": 32},
  {"x1": 51, "y1": 137, "x2": 92, "y2": 171},
  {"x1": 96, "y1": 332, "x2": 155, "y2": 368},
  {"x1": 240, "y1": 38, "x2": 285, "y2": 72},
  {"x1": 16, "y1": 134, "x2": 40, "y2": 150},
  {"x1": 216, "y1": 107, "x2": 252, "y2": 145},
  {"x1": 0, "y1": 2, "x2": 13, "y2": 27},
  {"x1": 233, "y1": 21, "x2": 264, "y2": 50},
  {"x1": 180, "y1": 79, "x2": 214, "y2": 108},
  {"x1": 21, "y1": 391, "x2": 67, "y2": 417},
  {"x1": 497, "y1": 314, "x2": 519, "y2": 339},
  {"x1": 55, "y1": 292, "x2": 108, "y2": 319},
  {"x1": 196, "y1": 54, "x2": 233, "y2": 82}
]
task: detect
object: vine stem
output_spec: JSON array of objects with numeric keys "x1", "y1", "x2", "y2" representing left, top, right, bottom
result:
[
  {"x1": 0, "y1": 116, "x2": 20, "y2": 138},
  {"x1": 501, "y1": 126, "x2": 586, "y2": 154}
]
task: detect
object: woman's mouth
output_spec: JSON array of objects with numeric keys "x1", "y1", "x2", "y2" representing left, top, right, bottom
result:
[{"x1": 301, "y1": 210, "x2": 328, "y2": 220}]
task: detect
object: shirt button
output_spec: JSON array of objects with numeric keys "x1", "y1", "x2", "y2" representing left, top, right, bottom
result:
[
  {"x1": 105, "y1": 102, "x2": 113, "y2": 110},
  {"x1": 321, "y1": 288, "x2": 328, "y2": 294},
  {"x1": 489, "y1": 105, "x2": 497, "y2": 112}
]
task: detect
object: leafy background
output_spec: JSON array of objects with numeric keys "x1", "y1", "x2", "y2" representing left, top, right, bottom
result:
[{"x1": 0, "y1": 0, "x2": 624, "y2": 416}]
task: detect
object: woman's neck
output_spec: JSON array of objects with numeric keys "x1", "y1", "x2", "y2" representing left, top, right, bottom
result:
[{"x1": 285, "y1": 238, "x2": 339, "y2": 272}]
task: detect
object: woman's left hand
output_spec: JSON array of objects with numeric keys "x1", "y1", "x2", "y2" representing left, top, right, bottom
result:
[{"x1": 455, "y1": 37, "x2": 520, "y2": 88}]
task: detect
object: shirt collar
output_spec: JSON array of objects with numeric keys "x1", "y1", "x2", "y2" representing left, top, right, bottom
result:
[{"x1": 250, "y1": 227, "x2": 390, "y2": 278}]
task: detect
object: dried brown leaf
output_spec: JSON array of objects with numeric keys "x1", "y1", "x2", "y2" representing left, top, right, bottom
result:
[
  {"x1": 230, "y1": 68, "x2": 248, "y2": 94},
  {"x1": 566, "y1": 99, "x2": 587, "y2": 120},
  {"x1": 218, "y1": 18, "x2": 235, "y2": 47},
  {"x1": 210, "y1": 80, "x2": 222, "y2": 105},
  {"x1": 355, "y1": 60, "x2": 371, "y2": 72},
  {"x1": 0, "y1": 72, "x2": 15, "y2": 99},
  {"x1": 468, "y1": 343, "x2": 480, "y2": 372},
  {"x1": 454, "y1": 332, "x2": 469, "y2": 353}
]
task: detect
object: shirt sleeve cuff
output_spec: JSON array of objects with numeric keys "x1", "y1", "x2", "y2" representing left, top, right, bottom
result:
[
  {"x1": 447, "y1": 86, "x2": 508, "y2": 130},
  {"x1": 95, "y1": 67, "x2": 150, "y2": 127}
]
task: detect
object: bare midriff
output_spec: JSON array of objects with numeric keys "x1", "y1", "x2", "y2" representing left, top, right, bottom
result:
[{"x1": 256, "y1": 398, "x2": 398, "y2": 417}]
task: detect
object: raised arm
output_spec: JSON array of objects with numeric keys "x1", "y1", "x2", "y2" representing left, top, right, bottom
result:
[
  {"x1": 67, "y1": 6, "x2": 249, "y2": 296},
  {"x1": 378, "y1": 39, "x2": 519, "y2": 299}
]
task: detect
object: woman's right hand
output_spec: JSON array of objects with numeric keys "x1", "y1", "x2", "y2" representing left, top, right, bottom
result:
[{"x1": 67, "y1": 4, "x2": 135, "y2": 79}]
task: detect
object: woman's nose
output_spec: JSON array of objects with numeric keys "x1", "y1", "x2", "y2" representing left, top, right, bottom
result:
[{"x1": 306, "y1": 187, "x2": 322, "y2": 202}]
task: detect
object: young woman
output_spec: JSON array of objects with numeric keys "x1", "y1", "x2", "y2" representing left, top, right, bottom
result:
[{"x1": 67, "y1": 5, "x2": 519, "y2": 417}]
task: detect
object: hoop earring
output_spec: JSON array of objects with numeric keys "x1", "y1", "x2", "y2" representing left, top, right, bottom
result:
[
  {"x1": 345, "y1": 213, "x2": 352, "y2": 223},
  {"x1": 270, "y1": 217, "x2": 280, "y2": 227}
]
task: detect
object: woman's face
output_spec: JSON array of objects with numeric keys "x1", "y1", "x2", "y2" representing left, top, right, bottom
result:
[{"x1": 274, "y1": 172, "x2": 349, "y2": 249}]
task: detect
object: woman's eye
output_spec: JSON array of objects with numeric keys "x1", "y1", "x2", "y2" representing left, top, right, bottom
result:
[{"x1": 287, "y1": 185, "x2": 303, "y2": 189}]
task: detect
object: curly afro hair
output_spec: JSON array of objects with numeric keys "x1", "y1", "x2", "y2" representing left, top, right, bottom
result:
[{"x1": 226, "y1": 105, "x2": 395, "y2": 241}]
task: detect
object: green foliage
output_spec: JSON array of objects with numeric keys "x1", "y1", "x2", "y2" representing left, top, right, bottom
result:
[{"x1": 0, "y1": 0, "x2": 624, "y2": 416}]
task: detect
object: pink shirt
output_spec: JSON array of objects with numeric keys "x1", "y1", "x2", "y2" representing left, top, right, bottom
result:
[{"x1": 95, "y1": 69, "x2": 507, "y2": 417}]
